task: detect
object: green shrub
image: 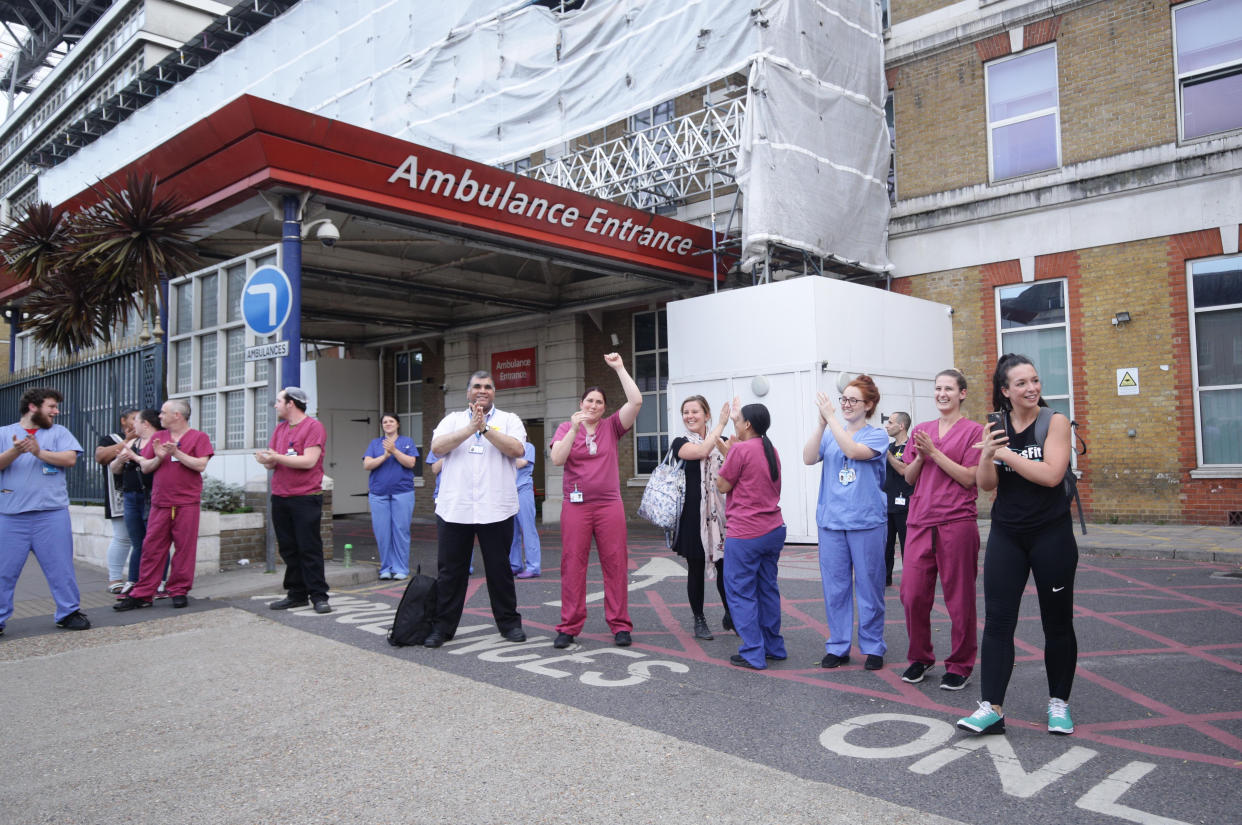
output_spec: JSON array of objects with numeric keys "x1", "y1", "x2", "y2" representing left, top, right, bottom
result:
[{"x1": 201, "y1": 477, "x2": 249, "y2": 513}]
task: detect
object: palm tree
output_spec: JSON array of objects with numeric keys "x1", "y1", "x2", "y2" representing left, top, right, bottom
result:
[{"x1": 0, "y1": 172, "x2": 201, "y2": 354}]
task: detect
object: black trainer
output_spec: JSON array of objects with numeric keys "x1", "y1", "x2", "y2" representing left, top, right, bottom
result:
[
  {"x1": 820, "y1": 653, "x2": 850, "y2": 668},
  {"x1": 553, "y1": 632, "x2": 574, "y2": 649},
  {"x1": 56, "y1": 610, "x2": 91, "y2": 630},
  {"x1": 113, "y1": 596, "x2": 152, "y2": 612},
  {"x1": 268, "y1": 597, "x2": 309, "y2": 610},
  {"x1": 940, "y1": 672, "x2": 970, "y2": 691},
  {"x1": 901, "y1": 662, "x2": 930, "y2": 683},
  {"x1": 614, "y1": 630, "x2": 632, "y2": 647}
]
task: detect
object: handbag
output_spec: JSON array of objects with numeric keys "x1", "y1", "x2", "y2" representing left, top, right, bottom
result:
[{"x1": 637, "y1": 445, "x2": 686, "y2": 545}]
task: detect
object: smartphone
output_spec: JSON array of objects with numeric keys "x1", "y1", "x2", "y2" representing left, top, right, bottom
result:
[{"x1": 986, "y1": 411, "x2": 1005, "y2": 434}]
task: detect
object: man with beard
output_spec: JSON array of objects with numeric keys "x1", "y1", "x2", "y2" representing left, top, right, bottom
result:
[
  {"x1": 0, "y1": 387, "x2": 89, "y2": 636},
  {"x1": 422, "y1": 371, "x2": 527, "y2": 648},
  {"x1": 114, "y1": 398, "x2": 213, "y2": 611}
]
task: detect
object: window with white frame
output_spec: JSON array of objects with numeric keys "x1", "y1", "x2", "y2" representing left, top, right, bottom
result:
[
  {"x1": 1174, "y1": 0, "x2": 1242, "y2": 141},
  {"x1": 393, "y1": 349, "x2": 424, "y2": 451},
  {"x1": 985, "y1": 45, "x2": 1060, "y2": 182},
  {"x1": 996, "y1": 280, "x2": 1073, "y2": 419},
  {"x1": 168, "y1": 247, "x2": 280, "y2": 450},
  {"x1": 1189, "y1": 256, "x2": 1242, "y2": 465},
  {"x1": 632, "y1": 309, "x2": 669, "y2": 474}
]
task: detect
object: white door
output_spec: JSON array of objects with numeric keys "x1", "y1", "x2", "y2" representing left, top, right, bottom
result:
[{"x1": 327, "y1": 411, "x2": 377, "y2": 515}]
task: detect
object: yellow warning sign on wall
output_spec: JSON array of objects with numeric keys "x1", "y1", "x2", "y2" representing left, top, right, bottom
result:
[{"x1": 1117, "y1": 368, "x2": 1139, "y2": 396}]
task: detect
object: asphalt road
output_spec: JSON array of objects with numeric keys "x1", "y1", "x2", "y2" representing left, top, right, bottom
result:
[{"x1": 229, "y1": 534, "x2": 1242, "y2": 825}]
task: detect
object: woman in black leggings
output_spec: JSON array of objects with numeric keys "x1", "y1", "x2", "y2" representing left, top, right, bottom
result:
[
  {"x1": 672, "y1": 395, "x2": 732, "y2": 639},
  {"x1": 957, "y1": 353, "x2": 1078, "y2": 736}
]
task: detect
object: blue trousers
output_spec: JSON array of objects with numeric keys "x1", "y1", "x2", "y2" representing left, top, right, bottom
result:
[
  {"x1": 723, "y1": 525, "x2": 787, "y2": 668},
  {"x1": 370, "y1": 491, "x2": 414, "y2": 578},
  {"x1": 0, "y1": 509, "x2": 80, "y2": 626},
  {"x1": 819, "y1": 524, "x2": 887, "y2": 657},
  {"x1": 123, "y1": 490, "x2": 165, "y2": 584},
  {"x1": 508, "y1": 485, "x2": 541, "y2": 574}
]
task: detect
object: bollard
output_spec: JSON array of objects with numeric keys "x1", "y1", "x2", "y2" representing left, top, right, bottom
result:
[{"x1": 343, "y1": 543, "x2": 353, "y2": 568}]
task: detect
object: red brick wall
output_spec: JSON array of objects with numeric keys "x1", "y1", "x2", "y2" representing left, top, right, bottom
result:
[{"x1": 1166, "y1": 230, "x2": 1242, "y2": 523}]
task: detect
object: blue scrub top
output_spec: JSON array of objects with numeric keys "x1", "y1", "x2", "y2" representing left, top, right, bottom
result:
[
  {"x1": 425, "y1": 450, "x2": 442, "y2": 500},
  {"x1": 0, "y1": 423, "x2": 83, "y2": 514},
  {"x1": 815, "y1": 424, "x2": 888, "y2": 531},
  {"x1": 515, "y1": 441, "x2": 535, "y2": 490},
  {"x1": 364, "y1": 435, "x2": 419, "y2": 495}
]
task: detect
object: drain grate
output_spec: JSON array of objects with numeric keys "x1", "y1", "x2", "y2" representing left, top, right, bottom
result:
[{"x1": 1229, "y1": 511, "x2": 1242, "y2": 526}]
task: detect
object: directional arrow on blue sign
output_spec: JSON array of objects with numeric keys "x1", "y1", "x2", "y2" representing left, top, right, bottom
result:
[{"x1": 241, "y1": 265, "x2": 293, "y2": 337}]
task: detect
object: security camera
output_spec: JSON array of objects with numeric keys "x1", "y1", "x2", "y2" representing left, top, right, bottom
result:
[{"x1": 317, "y1": 220, "x2": 340, "y2": 248}]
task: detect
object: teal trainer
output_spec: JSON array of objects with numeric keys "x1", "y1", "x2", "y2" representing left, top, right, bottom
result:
[
  {"x1": 957, "y1": 701, "x2": 1005, "y2": 734},
  {"x1": 1047, "y1": 698, "x2": 1074, "y2": 735}
]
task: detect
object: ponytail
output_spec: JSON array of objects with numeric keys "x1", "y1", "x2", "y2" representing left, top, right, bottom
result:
[
  {"x1": 741, "y1": 403, "x2": 779, "y2": 482},
  {"x1": 760, "y1": 434, "x2": 779, "y2": 482}
]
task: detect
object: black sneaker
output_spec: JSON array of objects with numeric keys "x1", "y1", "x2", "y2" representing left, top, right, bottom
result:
[
  {"x1": 553, "y1": 632, "x2": 575, "y2": 649},
  {"x1": 55, "y1": 610, "x2": 91, "y2": 630},
  {"x1": 614, "y1": 630, "x2": 632, "y2": 647},
  {"x1": 171, "y1": 595, "x2": 189, "y2": 609},
  {"x1": 940, "y1": 672, "x2": 970, "y2": 691},
  {"x1": 268, "y1": 597, "x2": 309, "y2": 610},
  {"x1": 113, "y1": 596, "x2": 152, "y2": 612},
  {"x1": 312, "y1": 600, "x2": 333, "y2": 614},
  {"x1": 864, "y1": 654, "x2": 884, "y2": 671},
  {"x1": 693, "y1": 615, "x2": 714, "y2": 640},
  {"x1": 820, "y1": 653, "x2": 850, "y2": 668},
  {"x1": 901, "y1": 662, "x2": 929, "y2": 683}
]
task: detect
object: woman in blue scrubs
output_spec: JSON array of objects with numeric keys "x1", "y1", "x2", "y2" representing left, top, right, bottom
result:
[
  {"x1": 803, "y1": 375, "x2": 889, "y2": 671},
  {"x1": 363, "y1": 413, "x2": 419, "y2": 580}
]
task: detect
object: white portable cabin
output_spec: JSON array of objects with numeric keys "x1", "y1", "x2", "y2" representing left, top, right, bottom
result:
[{"x1": 666, "y1": 278, "x2": 954, "y2": 544}]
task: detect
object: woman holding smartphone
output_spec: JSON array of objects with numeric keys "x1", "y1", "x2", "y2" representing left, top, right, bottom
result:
[
  {"x1": 716, "y1": 400, "x2": 786, "y2": 669},
  {"x1": 957, "y1": 353, "x2": 1078, "y2": 736}
]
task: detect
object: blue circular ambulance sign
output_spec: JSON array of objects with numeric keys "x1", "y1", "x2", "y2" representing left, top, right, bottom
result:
[{"x1": 240, "y1": 265, "x2": 293, "y2": 336}]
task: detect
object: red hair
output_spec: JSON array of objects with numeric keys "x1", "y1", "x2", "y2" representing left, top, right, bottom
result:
[{"x1": 847, "y1": 374, "x2": 881, "y2": 417}]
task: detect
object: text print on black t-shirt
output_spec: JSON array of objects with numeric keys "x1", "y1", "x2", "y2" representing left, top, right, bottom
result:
[{"x1": 1000, "y1": 442, "x2": 1042, "y2": 470}]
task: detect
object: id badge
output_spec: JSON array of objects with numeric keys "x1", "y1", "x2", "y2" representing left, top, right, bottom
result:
[
  {"x1": 587, "y1": 441, "x2": 598, "y2": 456},
  {"x1": 838, "y1": 466, "x2": 856, "y2": 486},
  {"x1": 468, "y1": 444, "x2": 485, "y2": 455},
  {"x1": 894, "y1": 495, "x2": 906, "y2": 506},
  {"x1": 569, "y1": 484, "x2": 584, "y2": 503},
  {"x1": 285, "y1": 448, "x2": 298, "y2": 457},
  {"x1": 42, "y1": 464, "x2": 60, "y2": 475}
]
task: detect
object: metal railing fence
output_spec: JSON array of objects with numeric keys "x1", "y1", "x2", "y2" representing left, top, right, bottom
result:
[{"x1": 0, "y1": 342, "x2": 165, "y2": 503}]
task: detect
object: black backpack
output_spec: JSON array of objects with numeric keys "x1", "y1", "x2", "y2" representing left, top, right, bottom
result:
[
  {"x1": 1033, "y1": 407, "x2": 1088, "y2": 535},
  {"x1": 387, "y1": 566, "x2": 438, "y2": 647}
]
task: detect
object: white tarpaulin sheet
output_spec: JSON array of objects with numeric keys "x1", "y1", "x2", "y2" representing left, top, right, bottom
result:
[{"x1": 41, "y1": 0, "x2": 891, "y2": 271}]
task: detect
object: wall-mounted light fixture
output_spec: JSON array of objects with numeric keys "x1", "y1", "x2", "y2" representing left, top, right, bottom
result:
[{"x1": 1111, "y1": 311, "x2": 1131, "y2": 327}]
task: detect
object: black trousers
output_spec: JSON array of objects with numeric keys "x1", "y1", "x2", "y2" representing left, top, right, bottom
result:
[
  {"x1": 686, "y1": 554, "x2": 728, "y2": 620},
  {"x1": 981, "y1": 515, "x2": 1078, "y2": 705},
  {"x1": 272, "y1": 494, "x2": 329, "y2": 602},
  {"x1": 433, "y1": 516, "x2": 520, "y2": 637},
  {"x1": 885, "y1": 510, "x2": 908, "y2": 584}
]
